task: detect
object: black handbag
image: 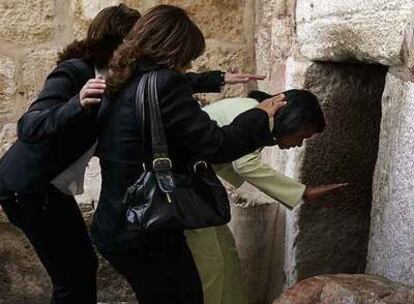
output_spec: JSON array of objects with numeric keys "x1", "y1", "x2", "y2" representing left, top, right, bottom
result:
[{"x1": 124, "y1": 71, "x2": 231, "y2": 232}]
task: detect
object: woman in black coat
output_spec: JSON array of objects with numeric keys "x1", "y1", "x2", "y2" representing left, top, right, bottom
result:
[
  {"x1": 92, "y1": 5, "x2": 285, "y2": 304},
  {"x1": 0, "y1": 5, "x2": 142, "y2": 303},
  {"x1": 0, "y1": 4, "x2": 269, "y2": 303}
]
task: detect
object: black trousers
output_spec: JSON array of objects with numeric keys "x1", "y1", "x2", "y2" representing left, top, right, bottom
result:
[
  {"x1": 99, "y1": 231, "x2": 204, "y2": 304},
  {"x1": 0, "y1": 183, "x2": 98, "y2": 304}
]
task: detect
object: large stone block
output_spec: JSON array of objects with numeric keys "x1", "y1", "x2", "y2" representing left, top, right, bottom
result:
[
  {"x1": 283, "y1": 59, "x2": 387, "y2": 286},
  {"x1": 0, "y1": 0, "x2": 55, "y2": 44},
  {"x1": 21, "y1": 49, "x2": 58, "y2": 107},
  {"x1": 273, "y1": 274, "x2": 414, "y2": 304},
  {"x1": 296, "y1": 0, "x2": 414, "y2": 67},
  {"x1": 367, "y1": 68, "x2": 414, "y2": 286},
  {"x1": 158, "y1": 0, "x2": 245, "y2": 44},
  {"x1": 0, "y1": 57, "x2": 17, "y2": 125}
]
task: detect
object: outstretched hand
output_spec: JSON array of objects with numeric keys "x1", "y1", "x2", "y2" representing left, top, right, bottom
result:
[
  {"x1": 303, "y1": 183, "x2": 349, "y2": 206},
  {"x1": 224, "y1": 71, "x2": 266, "y2": 84},
  {"x1": 256, "y1": 94, "x2": 287, "y2": 117}
]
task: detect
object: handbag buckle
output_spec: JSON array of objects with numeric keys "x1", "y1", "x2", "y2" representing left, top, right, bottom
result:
[{"x1": 153, "y1": 158, "x2": 172, "y2": 171}]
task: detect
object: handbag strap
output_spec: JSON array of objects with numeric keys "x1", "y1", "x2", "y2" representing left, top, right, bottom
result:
[{"x1": 135, "y1": 71, "x2": 173, "y2": 174}]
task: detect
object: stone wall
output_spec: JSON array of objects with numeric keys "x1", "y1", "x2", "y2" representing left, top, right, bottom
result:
[
  {"x1": 250, "y1": 0, "x2": 414, "y2": 302},
  {"x1": 0, "y1": 1, "x2": 256, "y2": 303},
  {"x1": 1, "y1": 0, "x2": 414, "y2": 303}
]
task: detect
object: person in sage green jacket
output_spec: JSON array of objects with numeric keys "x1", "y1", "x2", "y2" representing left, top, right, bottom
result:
[{"x1": 185, "y1": 89, "x2": 348, "y2": 304}]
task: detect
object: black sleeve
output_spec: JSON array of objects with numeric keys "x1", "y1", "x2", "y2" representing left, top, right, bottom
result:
[
  {"x1": 184, "y1": 71, "x2": 224, "y2": 93},
  {"x1": 17, "y1": 61, "x2": 94, "y2": 143},
  {"x1": 159, "y1": 71, "x2": 273, "y2": 164}
]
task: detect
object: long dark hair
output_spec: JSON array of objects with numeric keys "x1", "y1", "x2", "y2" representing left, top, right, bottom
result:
[
  {"x1": 248, "y1": 89, "x2": 326, "y2": 136},
  {"x1": 107, "y1": 5, "x2": 206, "y2": 96},
  {"x1": 57, "y1": 4, "x2": 141, "y2": 68}
]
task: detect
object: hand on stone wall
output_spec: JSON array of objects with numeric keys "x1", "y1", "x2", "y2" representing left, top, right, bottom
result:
[{"x1": 303, "y1": 183, "x2": 349, "y2": 206}]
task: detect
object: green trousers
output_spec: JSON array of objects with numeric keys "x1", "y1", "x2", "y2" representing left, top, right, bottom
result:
[{"x1": 185, "y1": 225, "x2": 248, "y2": 304}]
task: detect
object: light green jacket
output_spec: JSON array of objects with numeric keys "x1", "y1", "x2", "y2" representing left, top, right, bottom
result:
[
  {"x1": 186, "y1": 98, "x2": 307, "y2": 304},
  {"x1": 203, "y1": 97, "x2": 306, "y2": 209}
]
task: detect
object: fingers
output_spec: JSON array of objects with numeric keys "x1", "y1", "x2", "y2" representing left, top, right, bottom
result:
[
  {"x1": 82, "y1": 98, "x2": 101, "y2": 105},
  {"x1": 274, "y1": 93, "x2": 286, "y2": 102},
  {"x1": 80, "y1": 77, "x2": 106, "y2": 108},
  {"x1": 225, "y1": 72, "x2": 267, "y2": 84},
  {"x1": 257, "y1": 98, "x2": 287, "y2": 117},
  {"x1": 324, "y1": 183, "x2": 349, "y2": 192}
]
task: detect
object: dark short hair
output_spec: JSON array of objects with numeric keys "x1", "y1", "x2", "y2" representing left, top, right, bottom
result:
[{"x1": 248, "y1": 89, "x2": 326, "y2": 137}]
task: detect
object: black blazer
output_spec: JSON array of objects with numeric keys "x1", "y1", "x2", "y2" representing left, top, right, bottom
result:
[
  {"x1": 91, "y1": 61, "x2": 274, "y2": 252},
  {"x1": 0, "y1": 58, "x2": 225, "y2": 195},
  {"x1": 0, "y1": 59, "x2": 96, "y2": 194}
]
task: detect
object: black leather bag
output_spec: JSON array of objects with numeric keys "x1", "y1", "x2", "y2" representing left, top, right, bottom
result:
[{"x1": 124, "y1": 71, "x2": 231, "y2": 232}]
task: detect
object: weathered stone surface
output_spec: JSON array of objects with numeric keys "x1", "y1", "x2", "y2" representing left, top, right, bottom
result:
[
  {"x1": 21, "y1": 49, "x2": 58, "y2": 105},
  {"x1": 75, "y1": 157, "x2": 101, "y2": 208},
  {"x1": 229, "y1": 203, "x2": 286, "y2": 304},
  {"x1": 158, "y1": 0, "x2": 245, "y2": 43},
  {"x1": 283, "y1": 59, "x2": 387, "y2": 286},
  {"x1": 0, "y1": 0, "x2": 55, "y2": 44},
  {"x1": 255, "y1": 0, "x2": 296, "y2": 93},
  {"x1": 273, "y1": 274, "x2": 414, "y2": 304},
  {"x1": 0, "y1": 57, "x2": 17, "y2": 125},
  {"x1": 0, "y1": 123, "x2": 16, "y2": 158},
  {"x1": 192, "y1": 40, "x2": 251, "y2": 104},
  {"x1": 367, "y1": 68, "x2": 414, "y2": 286},
  {"x1": 296, "y1": 0, "x2": 414, "y2": 67}
]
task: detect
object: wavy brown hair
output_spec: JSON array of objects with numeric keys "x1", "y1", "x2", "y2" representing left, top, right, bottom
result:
[
  {"x1": 57, "y1": 4, "x2": 141, "y2": 68},
  {"x1": 107, "y1": 5, "x2": 206, "y2": 96}
]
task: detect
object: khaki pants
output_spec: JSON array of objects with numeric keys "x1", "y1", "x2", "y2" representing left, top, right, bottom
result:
[{"x1": 185, "y1": 225, "x2": 248, "y2": 304}]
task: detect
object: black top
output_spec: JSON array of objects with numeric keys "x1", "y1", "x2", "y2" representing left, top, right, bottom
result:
[
  {"x1": 0, "y1": 59, "x2": 96, "y2": 194},
  {"x1": 0, "y1": 57, "x2": 224, "y2": 196},
  {"x1": 91, "y1": 61, "x2": 274, "y2": 253}
]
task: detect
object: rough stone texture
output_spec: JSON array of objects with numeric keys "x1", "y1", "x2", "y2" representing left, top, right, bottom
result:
[
  {"x1": 0, "y1": 0, "x2": 55, "y2": 45},
  {"x1": 0, "y1": 123, "x2": 16, "y2": 158},
  {"x1": 21, "y1": 49, "x2": 58, "y2": 105},
  {"x1": 229, "y1": 204, "x2": 286, "y2": 304},
  {"x1": 0, "y1": 57, "x2": 17, "y2": 126},
  {"x1": 159, "y1": 0, "x2": 245, "y2": 44},
  {"x1": 273, "y1": 274, "x2": 414, "y2": 304},
  {"x1": 283, "y1": 59, "x2": 387, "y2": 286},
  {"x1": 75, "y1": 157, "x2": 102, "y2": 207},
  {"x1": 367, "y1": 68, "x2": 414, "y2": 286},
  {"x1": 296, "y1": 0, "x2": 414, "y2": 67},
  {"x1": 192, "y1": 40, "x2": 251, "y2": 104},
  {"x1": 255, "y1": 0, "x2": 296, "y2": 93}
]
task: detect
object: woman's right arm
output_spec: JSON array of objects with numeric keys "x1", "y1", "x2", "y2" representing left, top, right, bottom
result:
[
  {"x1": 17, "y1": 61, "x2": 95, "y2": 143},
  {"x1": 159, "y1": 70, "x2": 276, "y2": 164}
]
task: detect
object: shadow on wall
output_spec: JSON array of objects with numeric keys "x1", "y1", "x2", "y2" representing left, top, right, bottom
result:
[{"x1": 296, "y1": 63, "x2": 388, "y2": 280}]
